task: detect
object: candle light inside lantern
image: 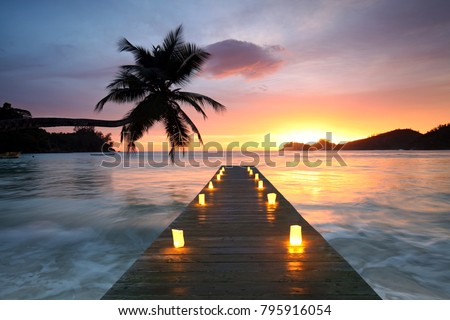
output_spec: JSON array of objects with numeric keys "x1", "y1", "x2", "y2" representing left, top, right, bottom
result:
[
  {"x1": 290, "y1": 225, "x2": 302, "y2": 245},
  {"x1": 208, "y1": 181, "x2": 214, "y2": 189},
  {"x1": 255, "y1": 173, "x2": 259, "y2": 181},
  {"x1": 172, "y1": 229, "x2": 185, "y2": 248},
  {"x1": 267, "y1": 193, "x2": 277, "y2": 205},
  {"x1": 258, "y1": 180, "x2": 264, "y2": 189},
  {"x1": 199, "y1": 193, "x2": 205, "y2": 205}
]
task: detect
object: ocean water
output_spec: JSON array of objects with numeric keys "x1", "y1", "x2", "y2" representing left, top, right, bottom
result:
[{"x1": 0, "y1": 151, "x2": 449, "y2": 299}]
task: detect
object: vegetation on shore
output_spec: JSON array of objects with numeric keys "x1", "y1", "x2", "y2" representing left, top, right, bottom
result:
[
  {"x1": 0, "y1": 103, "x2": 112, "y2": 153},
  {"x1": 3, "y1": 99, "x2": 449, "y2": 153},
  {"x1": 282, "y1": 125, "x2": 450, "y2": 151}
]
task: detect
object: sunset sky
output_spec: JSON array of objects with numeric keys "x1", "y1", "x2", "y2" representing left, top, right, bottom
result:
[{"x1": 1, "y1": 0, "x2": 449, "y2": 148}]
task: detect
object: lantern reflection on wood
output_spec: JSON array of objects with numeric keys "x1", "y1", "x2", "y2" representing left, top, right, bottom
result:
[
  {"x1": 267, "y1": 193, "x2": 277, "y2": 205},
  {"x1": 290, "y1": 225, "x2": 302, "y2": 246},
  {"x1": 172, "y1": 229, "x2": 185, "y2": 248}
]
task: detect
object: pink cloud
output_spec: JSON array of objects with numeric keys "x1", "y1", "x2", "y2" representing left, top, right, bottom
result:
[{"x1": 203, "y1": 39, "x2": 285, "y2": 80}]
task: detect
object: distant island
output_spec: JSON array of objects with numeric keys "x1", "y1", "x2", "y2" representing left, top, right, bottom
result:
[
  {"x1": 0, "y1": 103, "x2": 113, "y2": 153},
  {"x1": 281, "y1": 124, "x2": 450, "y2": 151}
]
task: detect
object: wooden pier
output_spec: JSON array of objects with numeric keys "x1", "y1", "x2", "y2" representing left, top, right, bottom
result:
[{"x1": 102, "y1": 166, "x2": 380, "y2": 299}]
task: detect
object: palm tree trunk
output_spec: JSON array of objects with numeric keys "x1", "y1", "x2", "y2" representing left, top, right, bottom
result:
[{"x1": 0, "y1": 117, "x2": 131, "y2": 132}]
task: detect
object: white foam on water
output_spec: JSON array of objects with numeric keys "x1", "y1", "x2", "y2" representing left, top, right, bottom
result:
[{"x1": 1, "y1": 151, "x2": 449, "y2": 299}]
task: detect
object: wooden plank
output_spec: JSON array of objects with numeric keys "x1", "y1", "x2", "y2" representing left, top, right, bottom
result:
[{"x1": 102, "y1": 166, "x2": 380, "y2": 300}]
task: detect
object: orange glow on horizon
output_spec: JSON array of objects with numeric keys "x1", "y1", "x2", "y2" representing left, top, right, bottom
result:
[
  {"x1": 276, "y1": 129, "x2": 331, "y2": 144},
  {"x1": 98, "y1": 87, "x2": 447, "y2": 151}
]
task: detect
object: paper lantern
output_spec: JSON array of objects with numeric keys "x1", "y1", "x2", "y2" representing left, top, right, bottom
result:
[
  {"x1": 172, "y1": 229, "x2": 185, "y2": 248},
  {"x1": 216, "y1": 174, "x2": 221, "y2": 181},
  {"x1": 258, "y1": 180, "x2": 264, "y2": 189},
  {"x1": 267, "y1": 193, "x2": 277, "y2": 205},
  {"x1": 290, "y1": 225, "x2": 302, "y2": 245},
  {"x1": 208, "y1": 181, "x2": 214, "y2": 189},
  {"x1": 254, "y1": 173, "x2": 259, "y2": 181},
  {"x1": 199, "y1": 193, "x2": 205, "y2": 205},
  {"x1": 249, "y1": 169, "x2": 253, "y2": 176}
]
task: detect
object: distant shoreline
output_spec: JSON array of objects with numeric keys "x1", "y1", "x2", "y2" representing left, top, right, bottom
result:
[
  {"x1": 282, "y1": 125, "x2": 450, "y2": 151},
  {"x1": 15, "y1": 149, "x2": 450, "y2": 155}
]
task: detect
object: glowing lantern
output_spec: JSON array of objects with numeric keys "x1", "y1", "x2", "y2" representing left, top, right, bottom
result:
[
  {"x1": 249, "y1": 169, "x2": 253, "y2": 176},
  {"x1": 216, "y1": 174, "x2": 221, "y2": 181},
  {"x1": 267, "y1": 193, "x2": 277, "y2": 205},
  {"x1": 172, "y1": 229, "x2": 185, "y2": 248},
  {"x1": 254, "y1": 173, "x2": 259, "y2": 181},
  {"x1": 221, "y1": 167, "x2": 225, "y2": 173},
  {"x1": 199, "y1": 193, "x2": 205, "y2": 205},
  {"x1": 208, "y1": 181, "x2": 214, "y2": 189},
  {"x1": 258, "y1": 180, "x2": 264, "y2": 189},
  {"x1": 290, "y1": 225, "x2": 302, "y2": 245},
  {"x1": 247, "y1": 166, "x2": 250, "y2": 172}
]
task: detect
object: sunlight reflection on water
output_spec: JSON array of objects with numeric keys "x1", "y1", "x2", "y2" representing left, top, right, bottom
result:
[
  {"x1": 0, "y1": 151, "x2": 449, "y2": 299},
  {"x1": 259, "y1": 151, "x2": 450, "y2": 299}
]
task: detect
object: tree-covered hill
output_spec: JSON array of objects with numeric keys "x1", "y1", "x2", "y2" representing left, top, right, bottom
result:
[
  {"x1": 281, "y1": 124, "x2": 450, "y2": 151},
  {"x1": 0, "y1": 103, "x2": 113, "y2": 153}
]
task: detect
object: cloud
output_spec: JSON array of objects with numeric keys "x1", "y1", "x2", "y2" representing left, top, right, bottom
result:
[{"x1": 203, "y1": 39, "x2": 285, "y2": 80}]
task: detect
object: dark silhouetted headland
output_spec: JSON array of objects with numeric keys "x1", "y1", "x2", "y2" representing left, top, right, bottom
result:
[
  {"x1": 0, "y1": 103, "x2": 113, "y2": 153},
  {"x1": 282, "y1": 124, "x2": 450, "y2": 151}
]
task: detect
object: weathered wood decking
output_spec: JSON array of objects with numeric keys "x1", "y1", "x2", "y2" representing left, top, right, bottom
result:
[{"x1": 102, "y1": 166, "x2": 380, "y2": 299}]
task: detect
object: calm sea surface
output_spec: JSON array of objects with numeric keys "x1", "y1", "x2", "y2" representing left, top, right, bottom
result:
[{"x1": 0, "y1": 151, "x2": 449, "y2": 299}]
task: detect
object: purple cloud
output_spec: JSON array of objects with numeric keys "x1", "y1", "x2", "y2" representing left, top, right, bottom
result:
[{"x1": 203, "y1": 39, "x2": 285, "y2": 80}]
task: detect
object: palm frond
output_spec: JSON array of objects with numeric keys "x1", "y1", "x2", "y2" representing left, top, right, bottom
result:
[
  {"x1": 173, "y1": 93, "x2": 208, "y2": 119},
  {"x1": 174, "y1": 103, "x2": 204, "y2": 145},
  {"x1": 120, "y1": 95, "x2": 168, "y2": 149},
  {"x1": 96, "y1": 71, "x2": 148, "y2": 111},
  {"x1": 105, "y1": 70, "x2": 145, "y2": 89},
  {"x1": 168, "y1": 43, "x2": 209, "y2": 86},
  {"x1": 118, "y1": 38, "x2": 154, "y2": 67},
  {"x1": 119, "y1": 65, "x2": 163, "y2": 81},
  {"x1": 177, "y1": 91, "x2": 226, "y2": 112},
  {"x1": 177, "y1": 43, "x2": 210, "y2": 73},
  {"x1": 163, "y1": 106, "x2": 192, "y2": 162},
  {"x1": 95, "y1": 88, "x2": 147, "y2": 111},
  {"x1": 162, "y1": 25, "x2": 184, "y2": 55}
]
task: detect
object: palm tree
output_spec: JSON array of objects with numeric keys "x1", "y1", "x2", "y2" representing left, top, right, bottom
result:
[
  {"x1": 0, "y1": 25, "x2": 225, "y2": 160},
  {"x1": 96, "y1": 25, "x2": 225, "y2": 159}
]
